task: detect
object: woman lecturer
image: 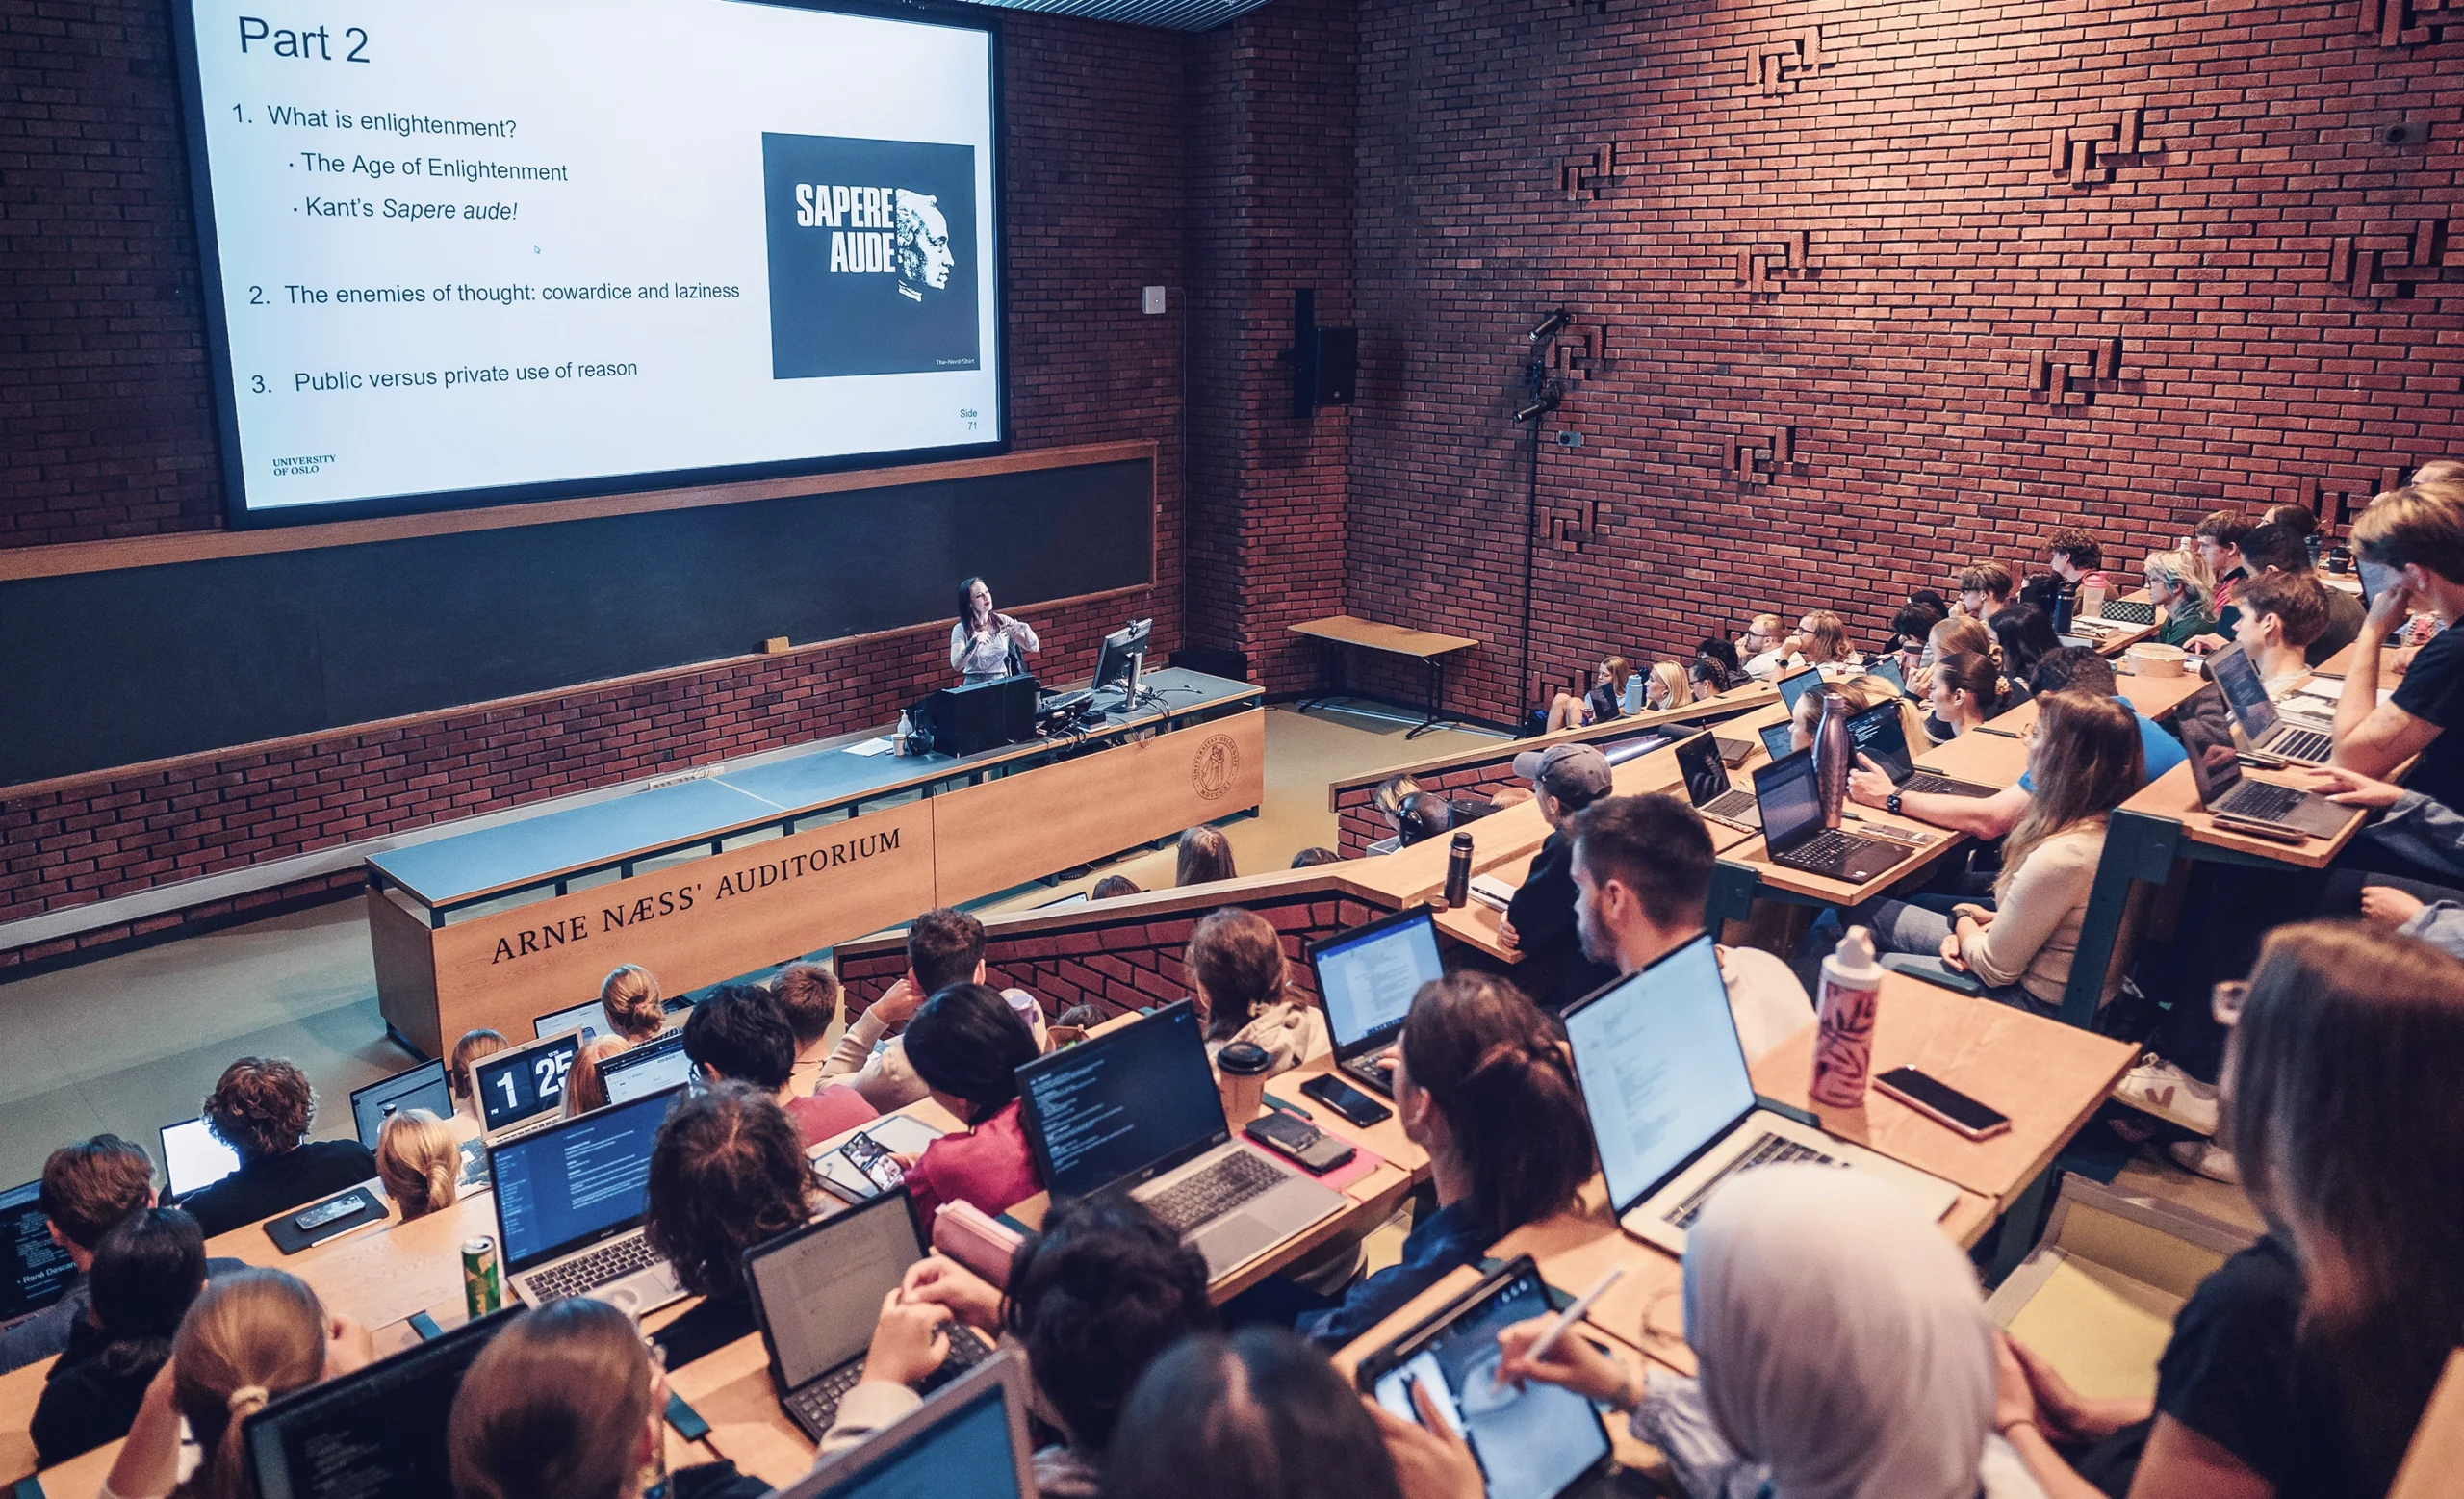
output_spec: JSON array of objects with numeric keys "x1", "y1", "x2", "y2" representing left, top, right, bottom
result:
[{"x1": 950, "y1": 575, "x2": 1040, "y2": 685}]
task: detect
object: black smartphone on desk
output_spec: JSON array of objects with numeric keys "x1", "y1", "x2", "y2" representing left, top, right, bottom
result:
[
  {"x1": 1299, "y1": 1073, "x2": 1392, "y2": 1126},
  {"x1": 1874, "y1": 1066, "x2": 2011, "y2": 1140}
]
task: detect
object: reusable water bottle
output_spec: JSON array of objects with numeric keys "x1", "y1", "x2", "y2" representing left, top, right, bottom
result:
[
  {"x1": 1810, "y1": 925, "x2": 1884, "y2": 1108},
  {"x1": 1812, "y1": 689, "x2": 1851, "y2": 829},
  {"x1": 1443, "y1": 831, "x2": 1474, "y2": 910}
]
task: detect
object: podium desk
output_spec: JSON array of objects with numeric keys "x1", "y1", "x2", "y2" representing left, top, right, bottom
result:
[{"x1": 366, "y1": 670, "x2": 1263, "y2": 1055}]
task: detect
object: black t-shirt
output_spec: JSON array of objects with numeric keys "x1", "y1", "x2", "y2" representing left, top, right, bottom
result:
[
  {"x1": 174, "y1": 1138, "x2": 380, "y2": 1239},
  {"x1": 2391, "y1": 622, "x2": 2464, "y2": 809},
  {"x1": 30, "y1": 1309, "x2": 166, "y2": 1467},
  {"x1": 1504, "y1": 832, "x2": 1619, "y2": 1015}
]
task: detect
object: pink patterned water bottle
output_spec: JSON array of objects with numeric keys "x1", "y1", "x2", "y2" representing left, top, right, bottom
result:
[{"x1": 1810, "y1": 925, "x2": 1883, "y2": 1107}]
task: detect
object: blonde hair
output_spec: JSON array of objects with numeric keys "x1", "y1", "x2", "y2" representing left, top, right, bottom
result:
[
  {"x1": 374, "y1": 1108, "x2": 459, "y2": 1220},
  {"x1": 597, "y1": 965, "x2": 666, "y2": 1043},
  {"x1": 169, "y1": 1270, "x2": 327, "y2": 1499},
  {"x1": 449, "y1": 1029, "x2": 507, "y2": 1103},
  {"x1": 1999, "y1": 693, "x2": 2142, "y2": 899},
  {"x1": 2141, "y1": 548, "x2": 2213, "y2": 613},
  {"x1": 1796, "y1": 611, "x2": 1851, "y2": 664},
  {"x1": 449, "y1": 1297, "x2": 655, "y2": 1499},
  {"x1": 562, "y1": 1036, "x2": 631, "y2": 1119},
  {"x1": 1927, "y1": 614, "x2": 1993, "y2": 663},
  {"x1": 1644, "y1": 660, "x2": 1689, "y2": 708}
]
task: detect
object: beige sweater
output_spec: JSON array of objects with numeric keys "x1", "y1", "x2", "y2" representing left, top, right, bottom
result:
[{"x1": 1959, "y1": 822, "x2": 2110, "y2": 1006}]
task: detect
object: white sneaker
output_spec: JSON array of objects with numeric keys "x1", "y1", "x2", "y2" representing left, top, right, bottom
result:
[
  {"x1": 2113, "y1": 1055, "x2": 2220, "y2": 1135},
  {"x1": 2168, "y1": 1139, "x2": 2240, "y2": 1184}
]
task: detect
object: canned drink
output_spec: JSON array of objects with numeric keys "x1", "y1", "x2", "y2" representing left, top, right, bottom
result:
[{"x1": 463, "y1": 1237, "x2": 501, "y2": 1318}]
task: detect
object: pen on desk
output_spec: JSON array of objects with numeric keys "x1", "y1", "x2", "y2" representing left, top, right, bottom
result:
[
  {"x1": 1973, "y1": 725, "x2": 2020, "y2": 738},
  {"x1": 1523, "y1": 1265, "x2": 1626, "y2": 1366}
]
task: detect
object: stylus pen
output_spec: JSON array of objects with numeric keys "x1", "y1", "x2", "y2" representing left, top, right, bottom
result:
[
  {"x1": 1523, "y1": 1265, "x2": 1626, "y2": 1365},
  {"x1": 1973, "y1": 725, "x2": 2021, "y2": 738}
]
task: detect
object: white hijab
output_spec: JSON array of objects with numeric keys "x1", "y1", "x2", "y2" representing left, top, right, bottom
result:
[{"x1": 1683, "y1": 1165, "x2": 1999, "y2": 1499}]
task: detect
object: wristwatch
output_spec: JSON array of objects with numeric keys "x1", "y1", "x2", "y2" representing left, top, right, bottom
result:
[{"x1": 1886, "y1": 790, "x2": 1905, "y2": 817}]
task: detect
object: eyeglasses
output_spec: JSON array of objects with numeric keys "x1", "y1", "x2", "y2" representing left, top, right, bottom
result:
[{"x1": 2211, "y1": 981, "x2": 2248, "y2": 1025}]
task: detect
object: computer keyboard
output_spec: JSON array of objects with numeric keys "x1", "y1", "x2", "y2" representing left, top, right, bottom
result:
[
  {"x1": 787, "y1": 1328, "x2": 992, "y2": 1434},
  {"x1": 1142, "y1": 1150, "x2": 1284, "y2": 1236},
  {"x1": 524, "y1": 1234, "x2": 659, "y2": 1303},
  {"x1": 2268, "y1": 727, "x2": 2332, "y2": 762},
  {"x1": 1779, "y1": 828, "x2": 1865, "y2": 875},
  {"x1": 1905, "y1": 772, "x2": 1994, "y2": 798},
  {"x1": 2222, "y1": 780, "x2": 2304, "y2": 820},
  {"x1": 1662, "y1": 1133, "x2": 1844, "y2": 1230},
  {"x1": 1704, "y1": 788, "x2": 1758, "y2": 820}
]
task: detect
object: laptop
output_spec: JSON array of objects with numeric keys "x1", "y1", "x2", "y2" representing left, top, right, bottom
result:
[
  {"x1": 243, "y1": 1306, "x2": 519, "y2": 1499},
  {"x1": 531, "y1": 997, "x2": 611, "y2": 1041},
  {"x1": 1305, "y1": 906, "x2": 1445, "y2": 1098},
  {"x1": 1015, "y1": 1001, "x2": 1348, "y2": 1279},
  {"x1": 347, "y1": 1059, "x2": 451, "y2": 1150},
  {"x1": 1674, "y1": 731, "x2": 1759, "y2": 831},
  {"x1": 488, "y1": 1083, "x2": 687, "y2": 1315},
  {"x1": 1356, "y1": 1257, "x2": 1616, "y2": 1499},
  {"x1": 744, "y1": 1187, "x2": 996, "y2": 1441},
  {"x1": 1866, "y1": 655, "x2": 1909, "y2": 695},
  {"x1": 1758, "y1": 719, "x2": 1799, "y2": 762},
  {"x1": 776, "y1": 1354, "x2": 1036, "y2": 1499},
  {"x1": 597, "y1": 1030, "x2": 694, "y2": 1105},
  {"x1": 2207, "y1": 643, "x2": 2336, "y2": 763},
  {"x1": 468, "y1": 1028, "x2": 585, "y2": 1144},
  {"x1": 1563, "y1": 936, "x2": 1961, "y2": 1254},
  {"x1": 1775, "y1": 664, "x2": 1824, "y2": 713},
  {"x1": 1750, "y1": 747, "x2": 1926, "y2": 885},
  {"x1": 0, "y1": 1179, "x2": 77, "y2": 1325},
  {"x1": 1847, "y1": 701, "x2": 1998, "y2": 798},
  {"x1": 2175, "y1": 685, "x2": 2350, "y2": 839},
  {"x1": 161, "y1": 1117, "x2": 242, "y2": 1199}
]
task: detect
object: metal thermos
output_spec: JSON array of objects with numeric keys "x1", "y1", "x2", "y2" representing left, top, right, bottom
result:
[
  {"x1": 1813, "y1": 689, "x2": 1851, "y2": 829},
  {"x1": 1444, "y1": 831, "x2": 1474, "y2": 909}
]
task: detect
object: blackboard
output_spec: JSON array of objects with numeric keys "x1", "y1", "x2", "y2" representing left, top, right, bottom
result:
[{"x1": 3, "y1": 456, "x2": 1152, "y2": 787}]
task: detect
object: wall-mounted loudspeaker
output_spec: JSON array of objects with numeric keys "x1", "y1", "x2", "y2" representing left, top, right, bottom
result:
[{"x1": 1287, "y1": 289, "x2": 1357, "y2": 417}]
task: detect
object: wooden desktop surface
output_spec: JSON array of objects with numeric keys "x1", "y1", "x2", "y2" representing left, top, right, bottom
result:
[
  {"x1": 2311, "y1": 636, "x2": 2402, "y2": 680},
  {"x1": 2119, "y1": 759, "x2": 2368, "y2": 869},
  {"x1": 1289, "y1": 615, "x2": 1480, "y2": 659}
]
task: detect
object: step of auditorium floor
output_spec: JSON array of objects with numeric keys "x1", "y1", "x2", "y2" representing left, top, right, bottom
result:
[{"x1": 0, "y1": 706, "x2": 1497, "y2": 1186}]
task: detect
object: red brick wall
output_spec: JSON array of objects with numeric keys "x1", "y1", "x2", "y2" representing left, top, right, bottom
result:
[
  {"x1": 1346, "y1": 0, "x2": 2464, "y2": 723},
  {"x1": 0, "y1": 8, "x2": 1190, "y2": 960}
]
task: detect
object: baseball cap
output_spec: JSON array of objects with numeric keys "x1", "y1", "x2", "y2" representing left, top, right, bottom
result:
[{"x1": 1511, "y1": 743, "x2": 1613, "y2": 805}]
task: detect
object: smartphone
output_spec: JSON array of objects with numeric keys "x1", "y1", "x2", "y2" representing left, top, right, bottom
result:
[
  {"x1": 1245, "y1": 1111, "x2": 1357, "y2": 1174},
  {"x1": 293, "y1": 1191, "x2": 367, "y2": 1231},
  {"x1": 664, "y1": 1392, "x2": 711, "y2": 1441},
  {"x1": 842, "y1": 1131, "x2": 906, "y2": 1193},
  {"x1": 1299, "y1": 1073, "x2": 1392, "y2": 1127},
  {"x1": 2359, "y1": 556, "x2": 2399, "y2": 610},
  {"x1": 1873, "y1": 1066, "x2": 2012, "y2": 1140}
]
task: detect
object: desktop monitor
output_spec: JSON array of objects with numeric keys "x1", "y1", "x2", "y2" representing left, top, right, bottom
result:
[
  {"x1": 774, "y1": 1354, "x2": 1036, "y2": 1499},
  {"x1": 1093, "y1": 618, "x2": 1153, "y2": 697},
  {"x1": 0, "y1": 1179, "x2": 76, "y2": 1323},
  {"x1": 243, "y1": 1306, "x2": 520, "y2": 1499},
  {"x1": 469, "y1": 1030, "x2": 583, "y2": 1138},
  {"x1": 598, "y1": 1031, "x2": 694, "y2": 1105},
  {"x1": 347, "y1": 1060, "x2": 452, "y2": 1150},
  {"x1": 1015, "y1": 1000, "x2": 1223, "y2": 1202},
  {"x1": 161, "y1": 1117, "x2": 242, "y2": 1199},
  {"x1": 531, "y1": 998, "x2": 610, "y2": 1041},
  {"x1": 1560, "y1": 935, "x2": 1756, "y2": 1216}
]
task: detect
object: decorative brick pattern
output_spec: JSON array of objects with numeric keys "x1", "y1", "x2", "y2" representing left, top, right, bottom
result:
[
  {"x1": 1727, "y1": 425, "x2": 1798, "y2": 486},
  {"x1": 2049, "y1": 103, "x2": 2148, "y2": 189},
  {"x1": 2026, "y1": 338, "x2": 2128, "y2": 406},
  {"x1": 2329, "y1": 220, "x2": 2461, "y2": 299},
  {"x1": 1738, "y1": 231, "x2": 1810, "y2": 293},
  {"x1": 2293, "y1": 467, "x2": 2414, "y2": 533},
  {"x1": 2362, "y1": 0, "x2": 2458, "y2": 46},
  {"x1": 1560, "y1": 142, "x2": 1628, "y2": 201},
  {"x1": 1743, "y1": 25, "x2": 1832, "y2": 98}
]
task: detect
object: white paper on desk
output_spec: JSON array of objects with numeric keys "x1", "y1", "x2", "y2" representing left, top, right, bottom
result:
[
  {"x1": 844, "y1": 737, "x2": 899, "y2": 757},
  {"x1": 1468, "y1": 873, "x2": 1517, "y2": 912}
]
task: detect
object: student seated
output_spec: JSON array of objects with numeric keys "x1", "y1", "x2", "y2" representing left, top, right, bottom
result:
[
  {"x1": 2237, "y1": 522, "x2": 2362, "y2": 664},
  {"x1": 561, "y1": 1035, "x2": 630, "y2": 1119},
  {"x1": 1925, "y1": 651, "x2": 2005, "y2": 741},
  {"x1": 1791, "y1": 609, "x2": 1854, "y2": 666},
  {"x1": 1499, "y1": 744, "x2": 1620, "y2": 1012},
  {"x1": 823, "y1": 1196, "x2": 1215, "y2": 1495},
  {"x1": 1092, "y1": 873, "x2": 1146, "y2": 897},
  {"x1": 1545, "y1": 656, "x2": 1633, "y2": 732},
  {"x1": 771, "y1": 962, "x2": 840, "y2": 1096},
  {"x1": 1494, "y1": 1166, "x2": 2030, "y2": 1499},
  {"x1": 101, "y1": 1267, "x2": 375, "y2": 1499},
  {"x1": 1187, "y1": 907, "x2": 1330, "y2": 1073},
  {"x1": 1687, "y1": 652, "x2": 1741, "y2": 700},
  {"x1": 2045, "y1": 528, "x2": 2114, "y2": 601},
  {"x1": 2193, "y1": 508, "x2": 2256, "y2": 612},
  {"x1": 1990, "y1": 603, "x2": 2061, "y2": 696},
  {"x1": 2333, "y1": 483, "x2": 2464, "y2": 824},
  {"x1": 174, "y1": 1057, "x2": 379, "y2": 1238},
  {"x1": 1784, "y1": 673, "x2": 1919, "y2": 754},
  {"x1": 447, "y1": 1028, "x2": 507, "y2": 1113},
  {"x1": 1888, "y1": 601, "x2": 1948, "y2": 680},
  {"x1": 1957, "y1": 561, "x2": 2016, "y2": 624},
  {"x1": 1107, "y1": 1329, "x2": 1444, "y2": 1499},
  {"x1": 1177, "y1": 826, "x2": 1238, "y2": 885},
  {"x1": 2141, "y1": 548, "x2": 2219, "y2": 647},
  {"x1": 897, "y1": 982, "x2": 1044, "y2": 1222},
  {"x1": 1289, "y1": 847, "x2": 1342, "y2": 868},
  {"x1": 449, "y1": 1295, "x2": 769, "y2": 1499},
  {"x1": 1736, "y1": 613, "x2": 1788, "y2": 677},
  {"x1": 2003, "y1": 923, "x2": 2464, "y2": 1499},
  {"x1": 0, "y1": 1135, "x2": 159, "y2": 1374},
  {"x1": 682, "y1": 983, "x2": 875, "y2": 1148},
  {"x1": 597, "y1": 962, "x2": 667, "y2": 1043},
  {"x1": 2231, "y1": 568, "x2": 2330, "y2": 697},
  {"x1": 1280, "y1": 972, "x2": 1590, "y2": 1350},
  {"x1": 31, "y1": 1207, "x2": 206, "y2": 1467},
  {"x1": 1568, "y1": 793, "x2": 1814, "y2": 1059},
  {"x1": 1912, "y1": 613, "x2": 1996, "y2": 699},
  {"x1": 1849, "y1": 691, "x2": 2142, "y2": 1011},
  {"x1": 822, "y1": 906, "x2": 1047, "y2": 1112},
  {"x1": 373, "y1": 1108, "x2": 460, "y2": 1221},
  {"x1": 1641, "y1": 659, "x2": 1690, "y2": 711},
  {"x1": 645, "y1": 1083, "x2": 819, "y2": 1359},
  {"x1": 2264, "y1": 500, "x2": 2319, "y2": 541}
]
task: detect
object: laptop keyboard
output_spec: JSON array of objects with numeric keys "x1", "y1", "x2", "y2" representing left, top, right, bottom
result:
[
  {"x1": 2222, "y1": 780, "x2": 2304, "y2": 820},
  {"x1": 524, "y1": 1234, "x2": 659, "y2": 1303},
  {"x1": 788, "y1": 1327, "x2": 992, "y2": 1434},
  {"x1": 1143, "y1": 1150, "x2": 1284, "y2": 1236},
  {"x1": 1905, "y1": 772, "x2": 1993, "y2": 798},
  {"x1": 1780, "y1": 828, "x2": 1867, "y2": 876},
  {"x1": 1704, "y1": 788, "x2": 1758, "y2": 820},
  {"x1": 2268, "y1": 726, "x2": 2332, "y2": 762},
  {"x1": 1662, "y1": 1133, "x2": 1845, "y2": 1230}
]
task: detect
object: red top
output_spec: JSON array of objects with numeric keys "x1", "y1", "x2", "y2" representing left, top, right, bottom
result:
[
  {"x1": 785, "y1": 1085, "x2": 878, "y2": 1148},
  {"x1": 906, "y1": 1100, "x2": 1041, "y2": 1223}
]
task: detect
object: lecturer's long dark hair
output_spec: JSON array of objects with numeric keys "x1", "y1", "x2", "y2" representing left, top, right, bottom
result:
[{"x1": 958, "y1": 576, "x2": 990, "y2": 633}]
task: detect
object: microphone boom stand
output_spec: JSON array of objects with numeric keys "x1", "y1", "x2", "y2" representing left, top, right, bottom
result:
[{"x1": 1514, "y1": 320, "x2": 1568, "y2": 734}]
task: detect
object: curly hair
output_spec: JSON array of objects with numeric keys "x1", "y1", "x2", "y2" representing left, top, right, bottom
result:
[
  {"x1": 643, "y1": 1082, "x2": 818, "y2": 1301},
  {"x1": 203, "y1": 1057, "x2": 314, "y2": 1161},
  {"x1": 1003, "y1": 1196, "x2": 1213, "y2": 1453}
]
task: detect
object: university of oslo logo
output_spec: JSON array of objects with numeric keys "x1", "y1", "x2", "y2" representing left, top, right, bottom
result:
[
  {"x1": 1193, "y1": 734, "x2": 1241, "y2": 801},
  {"x1": 760, "y1": 133, "x2": 980, "y2": 379}
]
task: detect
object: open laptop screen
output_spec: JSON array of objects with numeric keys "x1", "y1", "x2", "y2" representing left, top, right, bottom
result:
[
  {"x1": 751, "y1": 1189, "x2": 926, "y2": 1392},
  {"x1": 1776, "y1": 666, "x2": 1823, "y2": 712},
  {"x1": 1562, "y1": 936, "x2": 1756, "y2": 1215},
  {"x1": 2174, "y1": 685, "x2": 2247, "y2": 807},
  {"x1": 0, "y1": 1180, "x2": 75, "y2": 1323},
  {"x1": 1308, "y1": 908, "x2": 1442, "y2": 1052},
  {"x1": 1867, "y1": 656, "x2": 1908, "y2": 695},
  {"x1": 1751, "y1": 748, "x2": 1825, "y2": 850},
  {"x1": 162, "y1": 1117, "x2": 243, "y2": 1199},
  {"x1": 244, "y1": 1307, "x2": 517, "y2": 1499},
  {"x1": 2206, "y1": 644, "x2": 2278, "y2": 736},
  {"x1": 1848, "y1": 702, "x2": 1917, "y2": 783},
  {"x1": 532, "y1": 998, "x2": 611, "y2": 1041},
  {"x1": 783, "y1": 1360, "x2": 1029, "y2": 1499},
  {"x1": 1758, "y1": 721, "x2": 1797, "y2": 762},
  {"x1": 1016, "y1": 1000, "x2": 1222, "y2": 1202},
  {"x1": 472, "y1": 1031, "x2": 582, "y2": 1136},
  {"x1": 1675, "y1": 733, "x2": 1729, "y2": 809},
  {"x1": 348, "y1": 1061, "x2": 451, "y2": 1150},
  {"x1": 600, "y1": 1032, "x2": 693, "y2": 1105},
  {"x1": 490, "y1": 1084, "x2": 678, "y2": 1272}
]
